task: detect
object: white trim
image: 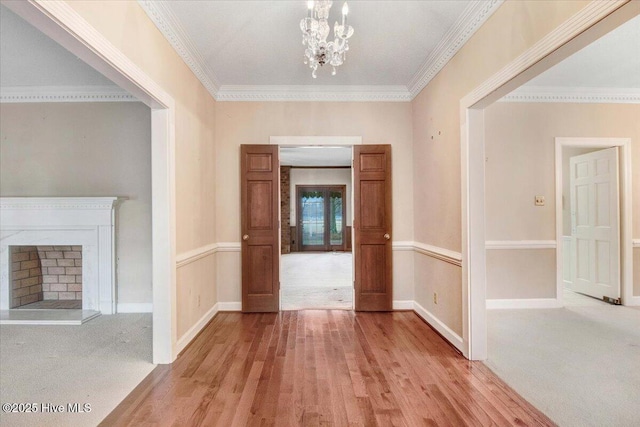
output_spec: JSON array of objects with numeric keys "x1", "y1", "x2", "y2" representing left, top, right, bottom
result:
[
  {"x1": 117, "y1": 303, "x2": 153, "y2": 313},
  {"x1": 218, "y1": 302, "x2": 242, "y2": 311},
  {"x1": 500, "y1": 86, "x2": 640, "y2": 104},
  {"x1": 391, "y1": 241, "x2": 415, "y2": 251},
  {"x1": 461, "y1": 0, "x2": 632, "y2": 361},
  {"x1": 176, "y1": 243, "x2": 218, "y2": 268},
  {"x1": 633, "y1": 239, "x2": 640, "y2": 247},
  {"x1": 413, "y1": 242, "x2": 463, "y2": 267},
  {"x1": 217, "y1": 85, "x2": 411, "y2": 102},
  {"x1": 413, "y1": 301, "x2": 464, "y2": 352},
  {"x1": 626, "y1": 296, "x2": 640, "y2": 306},
  {"x1": 555, "y1": 137, "x2": 633, "y2": 308},
  {"x1": 216, "y1": 242, "x2": 242, "y2": 252},
  {"x1": 408, "y1": 0, "x2": 504, "y2": 98},
  {"x1": 485, "y1": 240, "x2": 557, "y2": 250},
  {"x1": 175, "y1": 303, "x2": 219, "y2": 355},
  {"x1": 486, "y1": 298, "x2": 562, "y2": 309},
  {"x1": 0, "y1": 85, "x2": 137, "y2": 103},
  {"x1": 0, "y1": 197, "x2": 119, "y2": 210},
  {"x1": 4, "y1": 0, "x2": 178, "y2": 364},
  {"x1": 392, "y1": 300, "x2": 414, "y2": 310},
  {"x1": 270, "y1": 136, "x2": 362, "y2": 146},
  {"x1": 137, "y1": 0, "x2": 220, "y2": 99}
]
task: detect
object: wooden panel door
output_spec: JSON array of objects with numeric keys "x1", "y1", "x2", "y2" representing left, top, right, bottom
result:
[
  {"x1": 354, "y1": 145, "x2": 392, "y2": 311},
  {"x1": 569, "y1": 147, "x2": 620, "y2": 302},
  {"x1": 241, "y1": 145, "x2": 279, "y2": 312}
]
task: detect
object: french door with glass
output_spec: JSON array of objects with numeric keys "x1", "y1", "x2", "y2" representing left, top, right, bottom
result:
[{"x1": 297, "y1": 185, "x2": 346, "y2": 251}]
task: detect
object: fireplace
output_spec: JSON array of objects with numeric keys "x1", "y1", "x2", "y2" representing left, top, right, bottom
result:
[{"x1": 1, "y1": 197, "x2": 118, "y2": 314}]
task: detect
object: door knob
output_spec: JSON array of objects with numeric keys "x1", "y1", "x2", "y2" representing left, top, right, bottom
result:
[
  {"x1": 242, "y1": 234, "x2": 249, "y2": 241},
  {"x1": 384, "y1": 233, "x2": 390, "y2": 240}
]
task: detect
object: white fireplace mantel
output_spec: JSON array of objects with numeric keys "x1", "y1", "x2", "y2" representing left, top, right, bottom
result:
[{"x1": 0, "y1": 197, "x2": 119, "y2": 313}]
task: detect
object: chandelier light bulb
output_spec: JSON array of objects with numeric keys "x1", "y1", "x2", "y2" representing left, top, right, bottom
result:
[
  {"x1": 342, "y1": 2, "x2": 348, "y2": 26},
  {"x1": 307, "y1": 1, "x2": 314, "y2": 18}
]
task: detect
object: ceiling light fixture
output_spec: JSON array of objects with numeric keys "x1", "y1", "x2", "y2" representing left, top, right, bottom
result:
[{"x1": 300, "y1": 1, "x2": 354, "y2": 78}]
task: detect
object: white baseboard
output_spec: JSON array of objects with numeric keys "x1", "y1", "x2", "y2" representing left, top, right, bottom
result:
[
  {"x1": 176, "y1": 303, "x2": 219, "y2": 355},
  {"x1": 412, "y1": 301, "x2": 464, "y2": 352},
  {"x1": 486, "y1": 298, "x2": 562, "y2": 309},
  {"x1": 393, "y1": 300, "x2": 414, "y2": 310},
  {"x1": 218, "y1": 301, "x2": 242, "y2": 311},
  {"x1": 624, "y1": 296, "x2": 640, "y2": 306},
  {"x1": 117, "y1": 303, "x2": 153, "y2": 313}
]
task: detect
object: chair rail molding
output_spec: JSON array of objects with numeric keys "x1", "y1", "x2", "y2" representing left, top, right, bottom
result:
[
  {"x1": 485, "y1": 240, "x2": 557, "y2": 250},
  {"x1": 413, "y1": 242, "x2": 463, "y2": 267}
]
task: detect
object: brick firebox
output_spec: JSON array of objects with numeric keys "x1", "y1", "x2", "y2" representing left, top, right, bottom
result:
[{"x1": 10, "y1": 245, "x2": 82, "y2": 308}]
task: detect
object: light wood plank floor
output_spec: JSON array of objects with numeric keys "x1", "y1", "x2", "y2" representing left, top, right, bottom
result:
[{"x1": 102, "y1": 311, "x2": 555, "y2": 426}]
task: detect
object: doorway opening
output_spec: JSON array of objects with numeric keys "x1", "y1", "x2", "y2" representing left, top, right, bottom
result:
[
  {"x1": 556, "y1": 138, "x2": 632, "y2": 308},
  {"x1": 279, "y1": 146, "x2": 354, "y2": 310}
]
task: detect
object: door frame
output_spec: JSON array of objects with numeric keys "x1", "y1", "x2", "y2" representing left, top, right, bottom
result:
[
  {"x1": 5, "y1": 1, "x2": 177, "y2": 363},
  {"x1": 461, "y1": 2, "x2": 635, "y2": 360},
  {"x1": 555, "y1": 137, "x2": 634, "y2": 306},
  {"x1": 272, "y1": 136, "x2": 361, "y2": 309},
  {"x1": 296, "y1": 185, "x2": 347, "y2": 252}
]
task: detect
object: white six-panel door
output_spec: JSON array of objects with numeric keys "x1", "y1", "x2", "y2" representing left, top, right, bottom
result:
[{"x1": 569, "y1": 147, "x2": 620, "y2": 301}]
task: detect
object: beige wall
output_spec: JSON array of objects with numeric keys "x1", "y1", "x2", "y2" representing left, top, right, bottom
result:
[
  {"x1": 65, "y1": 1, "x2": 217, "y2": 338},
  {"x1": 289, "y1": 168, "x2": 352, "y2": 226},
  {"x1": 0, "y1": 102, "x2": 152, "y2": 305},
  {"x1": 411, "y1": 0, "x2": 593, "y2": 336},
  {"x1": 215, "y1": 101, "x2": 414, "y2": 304},
  {"x1": 485, "y1": 102, "x2": 640, "y2": 299}
]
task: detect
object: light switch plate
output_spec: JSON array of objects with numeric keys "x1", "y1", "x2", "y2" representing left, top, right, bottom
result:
[{"x1": 535, "y1": 195, "x2": 545, "y2": 206}]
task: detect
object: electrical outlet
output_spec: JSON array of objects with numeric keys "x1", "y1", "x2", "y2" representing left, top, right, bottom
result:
[
  {"x1": 535, "y1": 195, "x2": 545, "y2": 206},
  {"x1": 433, "y1": 292, "x2": 438, "y2": 304}
]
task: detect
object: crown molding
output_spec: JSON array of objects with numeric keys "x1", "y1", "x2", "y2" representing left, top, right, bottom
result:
[
  {"x1": 407, "y1": 0, "x2": 504, "y2": 98},
  {"x1": 500, "y1": 86, "x2": 640, "y2": 104},
  {"x1": 137, "y1": 0, "x2": 220, "y2": 99},
  {"x1": 0, "y1": 86, "x2": 137, "y2": 103},
  {"x1": 216, "y1": 85, "x2": 411, "y2": 102}
]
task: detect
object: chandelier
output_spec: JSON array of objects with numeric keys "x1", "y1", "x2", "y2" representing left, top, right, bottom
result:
[{"x1": 300, "y1": 1, "x2": 354, "y2": 78}]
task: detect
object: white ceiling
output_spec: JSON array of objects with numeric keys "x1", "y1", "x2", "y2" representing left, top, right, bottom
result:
[
  {"x1": 158, "y1": 0, "x2": 470, "y2": 86},
  {"x1": 523, "y1": 14, "x2": 640, "y2": 89},
  {"x1": 280, "y1": 146, "x2": 352, "y2": 167},
  {"x1": 139, "y1": 0, "x2": 503, "y2": 100},
  {"x1": 0, "y1": 5, "x2": 115, "y2": 88}
]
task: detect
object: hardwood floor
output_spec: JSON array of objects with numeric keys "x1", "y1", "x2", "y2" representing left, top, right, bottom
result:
[{"x1": 102, "y1": 311, "x2": 555, "y2": 426}]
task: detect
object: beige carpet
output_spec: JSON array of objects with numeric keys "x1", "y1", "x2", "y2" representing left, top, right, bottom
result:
[
  {"x1": 281, "y1": 252, "x2": 353, "y2": 310},
  {"x1": 486, "y1": 294, "x2": 640, "y2": 427},
  {"x1": 0, "y1": 314, "x2": 154, "y2": 426}
]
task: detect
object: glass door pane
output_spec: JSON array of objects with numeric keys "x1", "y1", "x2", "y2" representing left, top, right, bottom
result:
[
  {"x1": 301, "y1": 190, "x2": 324, "y2": 247},
  {"x1": 329, "y1": 191, "x2": 343, "y2": 246}
]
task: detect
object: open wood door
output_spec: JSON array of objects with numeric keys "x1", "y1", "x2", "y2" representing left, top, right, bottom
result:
[
  {"x1": 354, "y1": 145, "x2": 392, "y2": 311},
  {"x1": 241, "y1": 145, "x2": 279, "y2": 312}
]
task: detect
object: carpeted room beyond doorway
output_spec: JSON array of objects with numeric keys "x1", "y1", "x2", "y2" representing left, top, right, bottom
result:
[{"x1": 280, "y1": 252, "x2": 353, "y2": 310}]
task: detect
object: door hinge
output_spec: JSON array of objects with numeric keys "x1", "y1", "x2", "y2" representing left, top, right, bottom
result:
[{"x1": 602, "y1": 296, "x2": 621, "y2": 305}]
